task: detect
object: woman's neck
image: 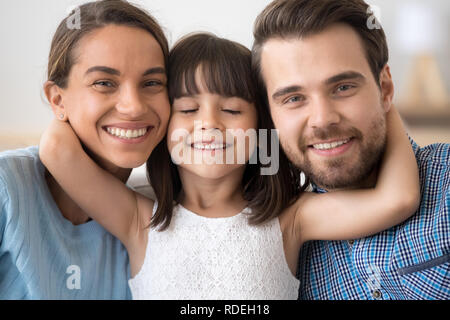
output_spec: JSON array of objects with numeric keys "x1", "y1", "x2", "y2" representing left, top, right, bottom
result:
[
  {"x1": 46, "y1": 156, "x2": 132, "y2": 225},
  {"x1": 178, "y1": 167, "x2": 247, "y2": 218}
]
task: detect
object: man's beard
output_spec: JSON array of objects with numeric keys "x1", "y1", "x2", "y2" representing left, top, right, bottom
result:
[{"x1": 282, "y1": 116, "x2": 387, "y2": 190}]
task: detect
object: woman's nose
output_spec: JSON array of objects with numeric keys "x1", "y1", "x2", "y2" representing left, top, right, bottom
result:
[{"x1": 116, "y1": 85, "x2": 147, "y2": 118}]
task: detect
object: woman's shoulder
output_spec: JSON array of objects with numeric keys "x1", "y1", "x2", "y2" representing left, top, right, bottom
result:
[
  {"x1": 0, "y1": 146, "x2": 40, "y2": 171},
  {"x1": 0, "y1": 146, "x2": 43, "y2": 193}
]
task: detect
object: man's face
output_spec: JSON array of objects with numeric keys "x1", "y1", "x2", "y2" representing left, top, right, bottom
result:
[{"x1": 260, "y1": 23, "x2": 392, "y2": 190}]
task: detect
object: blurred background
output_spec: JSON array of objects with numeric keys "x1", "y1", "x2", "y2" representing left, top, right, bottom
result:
[{"x1": 0, "y1": 0, "x2": 449, "y2": 152}]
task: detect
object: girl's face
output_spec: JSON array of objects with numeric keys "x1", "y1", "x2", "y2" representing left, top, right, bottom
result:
[
  {"x1": 57, "y1": 25, "x2": 170, "y2": 171},
  {"x1": 167, "y1": 72, "x2": 258, "y2": 180}
]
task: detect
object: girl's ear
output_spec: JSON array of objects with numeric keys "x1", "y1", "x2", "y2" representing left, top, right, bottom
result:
[
  {"x1": 379, "y1": 65, "x2": 395, "y2": 113},
  {"x1": 44, "y1": 81, "x2": 68, "y2": 121}
]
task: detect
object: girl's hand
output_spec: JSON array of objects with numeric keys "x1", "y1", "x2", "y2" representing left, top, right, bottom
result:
[{"x1": 39, "y1": 119, "x2": 81, "y2": 166}]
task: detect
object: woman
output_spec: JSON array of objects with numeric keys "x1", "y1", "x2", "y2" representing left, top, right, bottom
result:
[{"x1": 0, "y1": 0, "x2": 169, "y2": 299}]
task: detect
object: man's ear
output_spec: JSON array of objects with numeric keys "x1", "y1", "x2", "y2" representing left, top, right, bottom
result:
[
  {"x1": 44, "y1": 81, "x2": 67, "y2": 121},
  {"x1": 379, "y1": 65, "x2": 394, "y2": 113}
]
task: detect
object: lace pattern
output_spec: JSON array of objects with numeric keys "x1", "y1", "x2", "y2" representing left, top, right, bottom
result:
[{"x1": 128, "y1": 203, "x2": 299, "y2": 299}]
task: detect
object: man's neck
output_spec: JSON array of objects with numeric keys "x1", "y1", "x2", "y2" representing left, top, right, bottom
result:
[{"x1": 316, "y1": 168, "x2": 379, "y2": 192}]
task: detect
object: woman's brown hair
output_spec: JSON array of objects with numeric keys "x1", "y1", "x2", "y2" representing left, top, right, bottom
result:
[
  {"x1": 47, "y1": 0, "x2": 169, "y2": 88},
  {"x1": 147, "y1": 33, "x2": 307, "y2": 231},
  {"x1": 252, "y1": 0, "x2": 389, "y2": 97}
]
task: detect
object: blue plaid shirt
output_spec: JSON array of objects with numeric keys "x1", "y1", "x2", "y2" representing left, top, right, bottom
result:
[{"x1": 297, "y1": 140, "x2": 450, "y2": 300}]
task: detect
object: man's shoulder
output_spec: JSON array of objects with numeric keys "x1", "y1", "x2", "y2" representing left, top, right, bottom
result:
[{"x1": 412, "y1": 140, "x2": 450, "y2": 166}]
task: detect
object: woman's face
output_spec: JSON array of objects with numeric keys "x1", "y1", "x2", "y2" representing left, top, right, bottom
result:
[{"x1": 58, "y1": 25, "x2": 170, "y2": 171}]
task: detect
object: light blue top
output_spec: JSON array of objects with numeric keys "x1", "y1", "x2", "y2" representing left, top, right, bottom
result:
[{"x1": 0, "y1": 146, "x2": 131, "y2": 299}]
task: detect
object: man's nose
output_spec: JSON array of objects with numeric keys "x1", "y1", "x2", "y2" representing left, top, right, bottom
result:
[{"x1": 307, "y1": 96, "x2": 340, "y2": 129}]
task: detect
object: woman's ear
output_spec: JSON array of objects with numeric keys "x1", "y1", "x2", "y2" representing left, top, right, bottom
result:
[
  {"x1": 44, "y1": 81, "x2": 68, "y2": 121},
  {"x1": 379, "y1": 65, "x2": 395, "y2": 113}
]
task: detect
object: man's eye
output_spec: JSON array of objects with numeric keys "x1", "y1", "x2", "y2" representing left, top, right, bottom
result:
[
  {"x1": 285, "y1": 95, "x2": 304, "y2": 104},
  {"x1": 336, "y1": 84, "x2": 355, "y2": 92}
]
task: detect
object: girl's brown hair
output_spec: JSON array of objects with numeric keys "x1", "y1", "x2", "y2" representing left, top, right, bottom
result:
[
  {"x1": 147, "y1": 33, "x2": 307, "y2": 231},
  {"x1": 47, "y1": 0, "x2": 169, "y2": 88}
]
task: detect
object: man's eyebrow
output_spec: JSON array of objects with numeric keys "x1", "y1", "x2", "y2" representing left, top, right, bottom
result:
[
  {"x1": 324, "y1": 71, "x2": 366, "y2": 85},
  {"x1": 272, "y1": 85, "x2": 303, "y2": 101},
  {"x1": 85, "y1": 66, "x2": 120, "y2": 76}
]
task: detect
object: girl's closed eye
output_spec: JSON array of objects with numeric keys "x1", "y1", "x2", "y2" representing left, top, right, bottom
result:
[
  {"x1": 222, "y1": 108, "x2": 241, "y2": 115},
  {"x1": 180, "y1": 108, "x2": 198, "y2": 114}
]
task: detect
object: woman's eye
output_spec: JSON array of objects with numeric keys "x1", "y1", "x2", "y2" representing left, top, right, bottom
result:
[
  {"x1": 144, "y1": 80, "x2": 163, "y2": 87},
  {"x1": 93, "y1": 80, "x2": 114, "y2": 88}
]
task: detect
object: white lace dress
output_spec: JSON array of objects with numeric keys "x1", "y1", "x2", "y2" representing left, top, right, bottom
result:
[{"x1": 128, "y1": 202, "x2": 299, "y2": 300}]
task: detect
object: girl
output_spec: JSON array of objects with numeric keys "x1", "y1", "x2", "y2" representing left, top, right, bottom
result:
[{"x1": 39, "y1": 33, "x2": 419, "y2": 300}]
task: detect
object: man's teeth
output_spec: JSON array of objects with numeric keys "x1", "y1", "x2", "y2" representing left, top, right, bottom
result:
[
  {"x1": 192, "y1": 143, "x2": 227, "y2": 150},
  {"x1": 313, "y1": 139, "x2": 350, "y2": 150},
  {"x1": 106, "y1": 127, "x2": 148, "y2": 139}
]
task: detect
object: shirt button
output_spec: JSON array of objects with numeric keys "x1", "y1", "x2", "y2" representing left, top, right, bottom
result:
[
  {"x1": 372, "y1": 289, "x2": 382, "y2": 299},
  {"x1": 348, "y1": 240, "x2": 355, "y2": 245}
]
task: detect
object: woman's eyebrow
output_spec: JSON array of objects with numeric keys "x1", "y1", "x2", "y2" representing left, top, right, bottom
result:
[
  {"x1": 142, "y1": 67, "x2": 166, "y2": 77},
  {"x1": 84, "y1": 66, "x2": 166, "y2": 77},
  {"x1": 84, "y1": 66, "x2": 120, "y2": 76}
]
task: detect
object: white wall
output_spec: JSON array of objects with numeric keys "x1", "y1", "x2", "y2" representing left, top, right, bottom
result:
[{"x1": 0, "y1": 0, "x2": 449, "y2": 142}]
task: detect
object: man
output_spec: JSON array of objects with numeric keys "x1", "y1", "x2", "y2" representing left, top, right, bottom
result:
[{"x1": 252, "y1": 0, "x2": 449, "y2": 299}]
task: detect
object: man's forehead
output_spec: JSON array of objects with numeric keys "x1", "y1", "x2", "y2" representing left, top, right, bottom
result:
[{"x1": 260, "y1": 24, "x2": 372, "y2": 88}]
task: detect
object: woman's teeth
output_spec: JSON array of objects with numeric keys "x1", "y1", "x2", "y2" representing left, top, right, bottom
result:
[
  {"x1": 313, "y1": 139, "x2": 350, "y2": 150},
  {"x1": 106, "y1": 127, "x2": 148, "y2": 139}
]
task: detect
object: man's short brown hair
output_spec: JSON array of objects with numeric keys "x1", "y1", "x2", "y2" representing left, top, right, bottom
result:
[{"x1": 252, "y1": 0, "x2": 389, "y2": 95}]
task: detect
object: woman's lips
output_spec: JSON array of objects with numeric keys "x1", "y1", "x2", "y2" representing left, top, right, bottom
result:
[{"x1": 103, "y1": 125, "x2": 154, "y2": 144}]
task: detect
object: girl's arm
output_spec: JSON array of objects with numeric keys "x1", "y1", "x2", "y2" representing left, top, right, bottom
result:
[
  {"x1": 294, "y1": 107, "x2": 420, "y2": 244},
  {"x1": 39, "y1": 119, "x2": 153, "y2": 249}
]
